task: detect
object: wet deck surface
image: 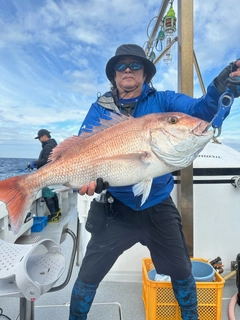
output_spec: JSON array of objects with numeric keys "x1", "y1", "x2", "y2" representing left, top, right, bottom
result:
[{"x1": 0, "y1": 205, "x2": 240, "y2": 320}]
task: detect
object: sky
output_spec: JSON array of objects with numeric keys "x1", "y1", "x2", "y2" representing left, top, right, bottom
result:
[{"x1": 0, "y1": 0, "x2": 240, "y2": 159}]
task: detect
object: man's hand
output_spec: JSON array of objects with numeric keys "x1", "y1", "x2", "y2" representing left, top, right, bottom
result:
[
  {"x1": 214, "y1": 59, "x2": 240, "y2": 97},
  {"x1": 27, "y1": 161, "x2": 35, "y2": 170},
  {"x1": 78, "y1": 178, "x2": 109, "y2": 196},
  {"x1": 78, "y1": 181, "x2": 96, "y2": 196}
]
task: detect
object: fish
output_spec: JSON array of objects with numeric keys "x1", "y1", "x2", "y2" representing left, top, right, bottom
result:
[{"x1": 0, "y1": 112, "x2": 213, "y2": 235}]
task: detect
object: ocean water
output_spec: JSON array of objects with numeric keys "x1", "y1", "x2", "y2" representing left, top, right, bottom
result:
[{"x1": 0, "y1": 157, "x2": 35, "y2": 180}]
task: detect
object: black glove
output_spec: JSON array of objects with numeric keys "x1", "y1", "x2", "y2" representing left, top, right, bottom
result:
[
  {"x1": 214, "y1": 59, "x2": 240, "y2": 97},
  {"x1": 95, "y1": 177, "x2": 109, "y2": 194}
]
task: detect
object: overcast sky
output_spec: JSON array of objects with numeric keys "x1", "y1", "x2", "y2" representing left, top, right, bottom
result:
[{"x1": 0, "y1": 0, "x2": 240, "y2": 158}]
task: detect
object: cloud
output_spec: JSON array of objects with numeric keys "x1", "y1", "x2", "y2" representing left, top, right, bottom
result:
[
  {"x1": 194, "y1": 0, "x2": 240, "y2": 72},
  {"x1": 0, "y1": 0, "x2": 240, "y2": 157}
]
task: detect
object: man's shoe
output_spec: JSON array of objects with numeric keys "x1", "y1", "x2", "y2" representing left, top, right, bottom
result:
[
  {"x1": 56, "y1": 209, "x2": 62, "y2": 218},
  {"x1": 48, "y1": 213, "x2": 59, "y2": 223}
]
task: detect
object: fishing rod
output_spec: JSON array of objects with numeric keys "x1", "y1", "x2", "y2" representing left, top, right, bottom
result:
[{"x1": 14, "y1": 167, "x2": 29, "y2": 174}]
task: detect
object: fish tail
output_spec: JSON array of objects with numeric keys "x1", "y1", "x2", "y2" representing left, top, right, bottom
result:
[{"x1": 0, "y1": 175, "x2": 36, "y2": 235}]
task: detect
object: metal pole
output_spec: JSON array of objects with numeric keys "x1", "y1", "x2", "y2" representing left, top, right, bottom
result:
[
  {"x1": 177, "y1": 0, "x2": 194, "y2": 256},
  {"x1": 154, "y1": 36, "x2": 178, "y2": 65},
  {"x1": 193, "y1": 51, "x2": 206, "y2": 94},
  {"x1": 19, "y1": 298, "x2": 34, "y2": 320},
  {"x1": 145, "y1": 0, "x2": 170, "y2": 56}
]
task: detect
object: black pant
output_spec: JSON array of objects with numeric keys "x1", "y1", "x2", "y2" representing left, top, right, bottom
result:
[{"x1": 79, "y1": 196, "x2": 191, "y2": 284}]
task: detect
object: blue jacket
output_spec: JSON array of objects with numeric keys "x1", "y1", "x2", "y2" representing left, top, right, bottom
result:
[{"x1": 79, "y1": 82, "x2": 222, "y2": 210}]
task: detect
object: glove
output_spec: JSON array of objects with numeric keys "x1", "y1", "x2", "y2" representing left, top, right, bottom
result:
[
  {"x1": 214, "y1": 59, "x2": 240, "y2": 98},
  {"x1": 95, "y1": 177, "x2": 109, "y2": 194},
  {"x1": 27, "y1": 161, "x2": 35, "y2": 170}
]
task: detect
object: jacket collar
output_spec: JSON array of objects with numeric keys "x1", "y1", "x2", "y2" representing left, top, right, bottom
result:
[{"x1": 97, "y1": 82, "x2": 154, "y2": 111}]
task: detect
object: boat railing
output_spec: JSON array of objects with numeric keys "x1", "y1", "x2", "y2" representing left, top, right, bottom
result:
[{"x1": 0, "y1": 187, "x2": 74, "y2": 243}]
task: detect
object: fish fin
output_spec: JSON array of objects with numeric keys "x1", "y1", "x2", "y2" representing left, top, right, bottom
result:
[
  {"x1": 49, "y1": 113, "x2": 131, "y2": 162},
  {"x1": 88, "y1": 152, "x2": 151, "y2": 166},
  {"x1": 132, "y1": 178, "x2": 153, "y2": 206},
  {"x1": 98, "y1": 113, "x2": 130, "y2": 127},
  {"x1": 0, "y1": 175, "x2": 36, "y2": 235}
]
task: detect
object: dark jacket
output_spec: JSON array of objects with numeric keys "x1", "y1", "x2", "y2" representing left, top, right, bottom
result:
[
  {"x1": 78, "y1": 82, "x2": 222, "y2": 211},
  {"x1": 34, "y1": 138, "x2": 57, "y2": 169}
]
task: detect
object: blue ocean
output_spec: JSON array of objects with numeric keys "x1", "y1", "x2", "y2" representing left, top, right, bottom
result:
[{"x1": 0, "y1": 158, "x2": 35, "y2": 180}]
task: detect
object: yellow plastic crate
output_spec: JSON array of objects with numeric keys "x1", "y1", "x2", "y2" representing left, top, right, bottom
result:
[{"x1": 142, "y1": 258, "x2": 225, "y2": 320}]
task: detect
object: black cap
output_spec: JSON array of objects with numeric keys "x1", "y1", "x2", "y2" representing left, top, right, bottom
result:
[
  {"x1": 105, "y1": 44, "x2": 156, "y2": 84},
  {"x1": 35, "y1": 129, "x2": 51, "y2": 139}
]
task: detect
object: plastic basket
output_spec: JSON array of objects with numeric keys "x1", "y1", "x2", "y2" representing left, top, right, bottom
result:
[
  {"x1": 142, "y1": 258, "x2": 225, "y2": 320},
  {"x1": 31, "y1": 216, "x2": 48, "y2": 232}
]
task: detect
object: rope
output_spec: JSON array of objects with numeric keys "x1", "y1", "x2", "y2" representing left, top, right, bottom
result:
[{"x1": 0, "y1": 308, "x2": 11, "y2": 320}]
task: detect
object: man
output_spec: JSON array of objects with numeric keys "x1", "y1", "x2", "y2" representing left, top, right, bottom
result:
[
  {"x1": 69, "y1": 44, "x2": 240, "y2": 320},
  {"x1": 28, "y1": 129, "x2": 61, "y2": 222}
]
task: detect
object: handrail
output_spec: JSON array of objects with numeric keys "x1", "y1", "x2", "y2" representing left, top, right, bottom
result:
[{"x1": 49, "y1": 228, "x2": 77, "y2": 292}]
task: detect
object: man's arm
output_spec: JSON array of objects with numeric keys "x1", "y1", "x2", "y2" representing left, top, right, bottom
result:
[{"x1": 164, "y1": 59, "x2": 240, "y2": 122}]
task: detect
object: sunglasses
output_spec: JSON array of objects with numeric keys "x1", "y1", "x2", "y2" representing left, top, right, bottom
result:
[{"x1": 114, "y1": 62, "x2": 144, "y2": 72}]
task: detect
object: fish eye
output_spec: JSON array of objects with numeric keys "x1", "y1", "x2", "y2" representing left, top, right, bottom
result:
[{"x1": 168, "y1": 116, "x2": 178, "y2": 124}]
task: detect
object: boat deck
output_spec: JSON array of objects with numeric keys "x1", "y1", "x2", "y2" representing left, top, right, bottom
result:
[
  {"x1": 1, "y1": 212, "x2": 240, "y2": 320},
  {"x1": 1, "y1": 261, "x2": 240, "y2": 319}
]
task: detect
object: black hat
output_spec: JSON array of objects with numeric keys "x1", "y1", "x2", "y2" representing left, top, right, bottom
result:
[
  {"x1": 105, "y1": 44, "x2": 156, "y2": 84},
  {"x1": 35, "y1": 129, "x2": 51, "y2": 139}
]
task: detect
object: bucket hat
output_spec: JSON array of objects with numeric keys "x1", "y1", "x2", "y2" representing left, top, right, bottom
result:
[{"x1": 105, "y1": 44, "x2": 156, "y2": 84}]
